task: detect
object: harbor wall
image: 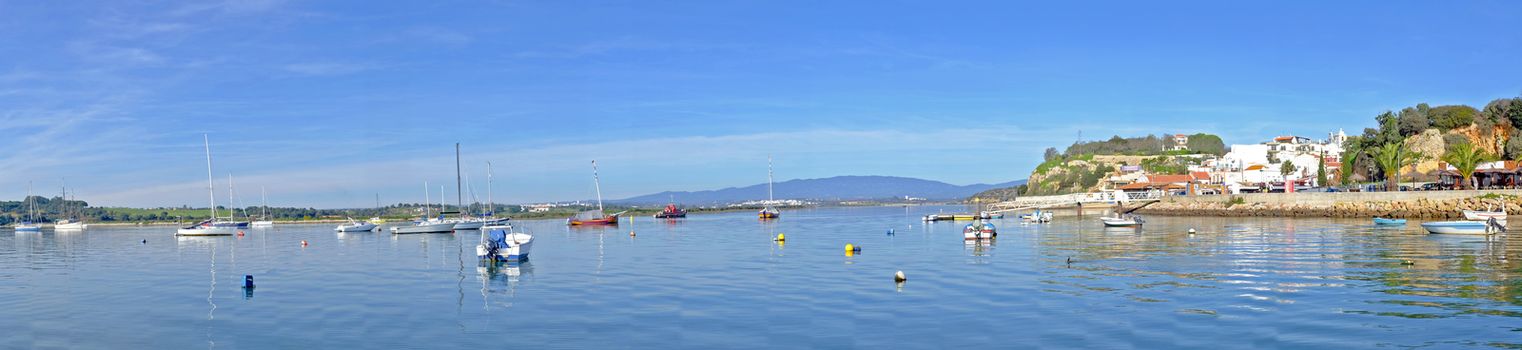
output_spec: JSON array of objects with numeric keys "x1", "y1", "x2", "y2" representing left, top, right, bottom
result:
[{"x1": 1135, "y1": 190, "x2": 1522, "y2": 218}]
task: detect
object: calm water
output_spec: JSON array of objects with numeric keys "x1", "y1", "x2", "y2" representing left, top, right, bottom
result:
[{"x1": 3, "y1": 206, "x2": 1520, "y2": 349}]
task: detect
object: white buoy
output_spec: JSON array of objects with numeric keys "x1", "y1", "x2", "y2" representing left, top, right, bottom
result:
[
  {"x1": 1188, "y1": 228, "x2": 1197, "y2": 234},
  {"x1": 894, "y1": 271, "x2": 906, "y2": 282}
]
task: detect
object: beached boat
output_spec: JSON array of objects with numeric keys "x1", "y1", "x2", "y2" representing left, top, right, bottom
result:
[
  {"x1": 653, "y1": 204, "x2": 687, "y2": 218},
  {"x1": 759, "y1": 156, "x2": 781, "y2": 220},
  {"x1": 177, "y1": 135, "x2": 236, "y2": 237},
  {"x1": 1100, "y1": 215, "x2": 1144, "y2": 227},
  {"x1": 476, "y1": 227, "x2": 533, "y2": 262},
  {"x1": 1463, "y1": 209, "x2": 1506, "y2": 222},
  {"x1": 963, "y1": 221, "x2": 996, "y2": 240},
  {"x1": 335, "y1": 217, "x2": 377, "y2": 232},
  {"x1": 1372, "y1": 217, "x2": 1407, "y2": 225},
  {"x1": 1421, "y1": 219, "x2": 1505, "y2": 235},
  {"x1": 568, "y1": 160, "x2": 621, "y2": 226}
]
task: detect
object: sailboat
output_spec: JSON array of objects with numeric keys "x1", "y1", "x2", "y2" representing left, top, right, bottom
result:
[
  {"x1": 14, "y1": 182, "x2": 40, "y2": 232},
  {"x1": 568, "y1": 160, "x2": 622, "y2": 226},
  {"x1": 391, "y1": 181, "x2": 456, "y2": 234},
  {"x1": 451, "y1": 144, "x2": 491, "y2": 230},
  {"x1": 54, "y1": 183, "x2": 87, "y2": 231},
  {"x1": 479, "y1": 161, "x2": 511, "y2": 229},
  {"x1": 335, "y1": 217, "x2": 378, "y2": 232},
  {"x1": 476, "y1": 161, "x2": 531, "y2": 261},
  {"x1": 251, "y1": 187, "x2": 274, "y2": 227},
  {"x1": 758, "y1": 156, "x2": 780, "y2": 220},
  {"x1": 225, "y1": 174, "x2": 250, "y2": 228},
  {"x1": 178, "y1": 135, "x2": 238, "y2": 236}
]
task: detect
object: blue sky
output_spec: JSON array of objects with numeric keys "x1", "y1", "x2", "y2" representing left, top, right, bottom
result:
[{"x1": 2, "y1": 1, "x2": 1520, "y2": 208}]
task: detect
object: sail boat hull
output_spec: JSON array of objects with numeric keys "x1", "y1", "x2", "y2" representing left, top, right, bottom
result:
[{"x1": 568, "y1": 215, "x2": 620, "y2": 226}]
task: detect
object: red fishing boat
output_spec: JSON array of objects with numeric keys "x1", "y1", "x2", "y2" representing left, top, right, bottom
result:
[{"x1": 653, "y1": 204, "x2": 687, "y2": 218}]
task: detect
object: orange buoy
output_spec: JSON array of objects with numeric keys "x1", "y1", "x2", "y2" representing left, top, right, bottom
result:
[{"x1": 301, "y1": 240, "x2": 308, "y2": 247}]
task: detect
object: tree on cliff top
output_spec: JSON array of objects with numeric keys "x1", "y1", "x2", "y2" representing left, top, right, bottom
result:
[
  {"x1": 1441, "y1": 142, "x2": 1495, "y2": 190},
  {"x1": 1184, "y1": 133, "x2": 1226, "y2": 155}
]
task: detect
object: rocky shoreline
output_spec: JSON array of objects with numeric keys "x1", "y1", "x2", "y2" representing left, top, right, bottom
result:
[{"x1": 1136, "y1": 194, "x2": 1521, "y2": 219}]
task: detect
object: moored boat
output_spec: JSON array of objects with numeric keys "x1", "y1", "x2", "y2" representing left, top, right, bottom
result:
[
  {"x1": 758, "y1": 156, "x2": 781, "y2": 220},
  {"x1": 54, "y1": 220, "x2": 87, "y2": 231},
  {"x1": 477, "y1": 227, "x2": 533, "y2": 262},
  {"x1": 1100, "y1": 215, "x2": 1144, "y2": 227},
  {"x1": 391, "y1": 219, "x2": 456, "y2": 234},
  {"x1": 176, "y1": 135, "x2": 237, "y2": 237},
  {"x1": 1421, "y1": 219, "x2": 1505, "y2": 235},
  {"x1": 335, "y1": 217, "x2": 378, "y2": 232},
  {"x1": 653, "y1": 204, "x2": 687, "y2": 218},
  {"x1": 1462, "y1": 209, "x2": 1506, "y2": 222},
  {"x1": 569, "y1": 160, "x2": 621, "y2": 226},
  {"x1": 963, "y1": 221, "x2": 996, "y2": 240},
  {"x1": 1372, "y1": 217, "x2": 1406, "y2": 225}
]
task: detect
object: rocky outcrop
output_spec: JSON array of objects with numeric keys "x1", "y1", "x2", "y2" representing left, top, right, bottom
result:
[{"x1": 1137, "y1": 195, "x2": 1520, "y2": 218}]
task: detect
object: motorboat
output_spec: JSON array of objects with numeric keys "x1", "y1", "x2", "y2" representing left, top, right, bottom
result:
[
  {"x1": 653, "y1": 204, "x2": 687, "y2": 218},
  {"x1": 963, "y1": 221, "x2": 996, "y2": 240},
  {"x1": 335, "y1": 217, "x2": 377, "y2": 232},
  {"x1": 1463, "y1": 209, "x2": 1506, "y2": 222},
  {"x1": 1022, "y1": 211, "x2": 1053, "y2": 223},
  {"x1": 1372, "y1": 217, "x2": 1406, "y2": 225},
  {"x1": 1421, "y1": 218, "x2": 1505, "y2": 235},
  {"x1": 476, "y1": 227, "x2": 533, "y2": 262},
  {"x1": 1100, "y1": 215, "x2": 1144, "y2": 227}
]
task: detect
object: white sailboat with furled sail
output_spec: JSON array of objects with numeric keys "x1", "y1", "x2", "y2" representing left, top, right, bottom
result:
[
  {"x1": 251, "y1": 186, "x2": 274, "y2": 227},
  {"x1": 178, "y1": 135, "x2": 238, "y2": 236},
  {"x1": 391, "y1": 181, "x2": 456, "y2": 234},
  {"x1": 14, "y1": 182, "x2": 41, "y2": 232},
  {"x1": 568, "y1": 160, "x2": 621, "y2": 226},
  {"x1": 758, "y1": 156, "x2": 779, "y2": 219}
]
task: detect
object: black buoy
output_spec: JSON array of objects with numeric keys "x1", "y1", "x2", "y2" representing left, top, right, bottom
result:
[
  {"x1": 243, "y1": 275, "x2": 255, "y2": 289},
  {"x1": 1066, "y1": 256, "x2": 1073, "y2": 265},
  {"x1": 887, "y1": 229, "x2": 895, "y2": 236},
  {"x1": 141, "y1": 239, "x2": 147, "y2": 244}
]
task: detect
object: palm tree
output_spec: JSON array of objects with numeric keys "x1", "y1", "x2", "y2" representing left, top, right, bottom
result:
[
  {"x1": 1440, "y1": 143, "x2": 1495, "y2": 190},
  {"x1": 1372, "y1": 143, "x2": 1424, "y2": 191}
]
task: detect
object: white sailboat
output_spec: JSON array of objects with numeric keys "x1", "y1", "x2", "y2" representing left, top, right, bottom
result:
[
  {"x1": 251, "y1": 186, "x2": 274, "y2": 227},
  {"x1": 392, "y1": 181, "x2": 455, "y2": 234},
  {"x1": 54, "y1": 183, "x2": 87, "y2": 231},
  {"x1": 335, "y1": 217, "x2": 378, "y2": 232},
  {"x1": 15, "y1": 182, "x2": 40, "y2": 232},
  {"x1": 479, "y1": 161, "x2": 511, "y2": 230},
  {"x1": 758, "y1": 156, "x2": 779, "y2": 219},
  {"x1": 178, "y1": 135, "x2": 237, "y2": 236}
]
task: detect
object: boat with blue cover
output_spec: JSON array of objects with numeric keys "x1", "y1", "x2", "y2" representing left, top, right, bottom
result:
[
  {"x1": 1373, "y1": 217, "x2": 1406, "y2": 225},
  {"x1": 477, "y1": 227, "x2": 533, "y2": 262}
]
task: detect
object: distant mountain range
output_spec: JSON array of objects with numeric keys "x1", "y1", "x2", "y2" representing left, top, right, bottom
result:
[{"x1": 615, "y1": 176, "x2": 1026, "y2": 204}]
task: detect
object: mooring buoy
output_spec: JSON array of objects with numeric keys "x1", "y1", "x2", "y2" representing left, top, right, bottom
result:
[
  {"x1": 243, "y1": 275, "x2": 255, "y2": 289},
  {"x1": 894, "y1": 270, "x2": 907, "y2": 282}
]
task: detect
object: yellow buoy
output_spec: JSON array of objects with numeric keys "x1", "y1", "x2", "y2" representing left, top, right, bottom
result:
[
  {"x1": 774, "y1": 233, "x2": 785, "y2": 242},
  {"x1": 845, "y1": 243, "x2": 854, "y2": 253}
]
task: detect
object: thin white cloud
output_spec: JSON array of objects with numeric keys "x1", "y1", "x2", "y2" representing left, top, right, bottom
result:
[{"x1": 281, "y1": 62, "x2": 381, "y2": 76}]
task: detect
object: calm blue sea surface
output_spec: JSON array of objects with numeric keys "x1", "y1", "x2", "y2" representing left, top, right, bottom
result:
[{"x1": 3, "y1": 205, "x2": 1520, "y2": 349}]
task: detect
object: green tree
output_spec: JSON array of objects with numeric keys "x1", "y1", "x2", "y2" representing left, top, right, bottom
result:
[
  {"x1": 1441, "y1": 142, "x2": 1496, "y2": 190},
  {"x1": 1185, "y1": 133, "x2": 1227, "y2": 155},
  {"x1": 1340, "y1": 137, "x2": 1363, "y2": 186},
  {"x1": 1372, "y1": 143, "x2": 1424, "y2": 191},
  {"x1": 1316, "y1": 153, "x2": 1328, "y2": 186},
  {"x1": 1397, "y1": 104, "x2": 1431, "y2": 136},
  {"x1": 1429, "y1": 105, "x2": 1479, "y2": 130},
  {"x1": 1280, "y1": 160, "x2": 1296, "y2": 177},
  {"x1": 1043, "y1": 147, "x2": 1059, "y2": 161}
]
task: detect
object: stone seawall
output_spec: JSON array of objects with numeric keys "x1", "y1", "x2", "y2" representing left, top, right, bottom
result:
[{"x1": 1135, "y1": 190, "x2": 1522, "y2": 218}]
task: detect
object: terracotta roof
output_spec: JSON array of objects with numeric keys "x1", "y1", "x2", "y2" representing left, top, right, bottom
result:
[
  {"x1": 1190, "y1": 172, "x2": 1210, "y2": 180},
  {"x1": 1146, "y1": 174, "x2": 1194, "y2": 183},
  {"x1": 1118, "y1": 182, "x2": 1154, "y2": 190}
]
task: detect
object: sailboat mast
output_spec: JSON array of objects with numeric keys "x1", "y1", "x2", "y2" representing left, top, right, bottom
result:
[
  {"x1": 455, "y1": 143, "x2": 463, "y2": 219},
  {"x1": 486, "y1": 161, "x2": 494, "y2": 218},
  {"x1": 204, "y1": 134, "x2": 217, "y2": 222},
  {"x1": 26, "y1": 181, "x2": 33, "y2": 222},
  {"x1": 592, "y1": 160, "x2": 605, "y2": 212},
  {"x1": 261, "y1": 186, "x2": 268, "y2": 219},
  {"x1": 767, "y1": 155, "x2": 774, "y2": 202},
  {"x1": 424, "y1": 181, "x2": 431, "y2": 218}
]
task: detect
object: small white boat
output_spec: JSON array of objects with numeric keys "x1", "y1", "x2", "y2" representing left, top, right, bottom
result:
[
  {"x1": 476, "y1": 227, "x2": 533, "y2": 262},
  {"x1": 16, "y1": 183, "x2": 41, "y2": 232},
  {"x1": 1021, "y1": 211, "x2": 1053, "y2": 223},
  {"x1": 14, "y1": 222, "x2": 40, "y2": 232},
  {"x1": 251, "y1": 220, "x2": 274, "y2": 227},
  {"x1": 453, "y1": 219, "x2": 486, "y2": 230},
  {"x1": 1422, "y1": 219, "x2": 1505, "y2": 235},
  {"x1": 391, "y1": 219, "x2": 455, "y2": 234},
  {"x1": 54, "y1": 220, "x2": 88, "y2": 231},
  {"x1": 1463, "y1": 209, "x2": 1507, "y2": 222},
  {"x1": 963, "y1": 221, "x2": 996, "y2": 240},
  {"x1": 335, "y1": 217, "x2": 377, "y2": 232},
  {"x1": 1101, "y1": 216, "x2": 1144, "y2": 227}
]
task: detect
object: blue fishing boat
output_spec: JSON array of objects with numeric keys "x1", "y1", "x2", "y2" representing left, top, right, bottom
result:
[{"x1": 1372, "y1": 217, "x2": 1406, "y2": 225}]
